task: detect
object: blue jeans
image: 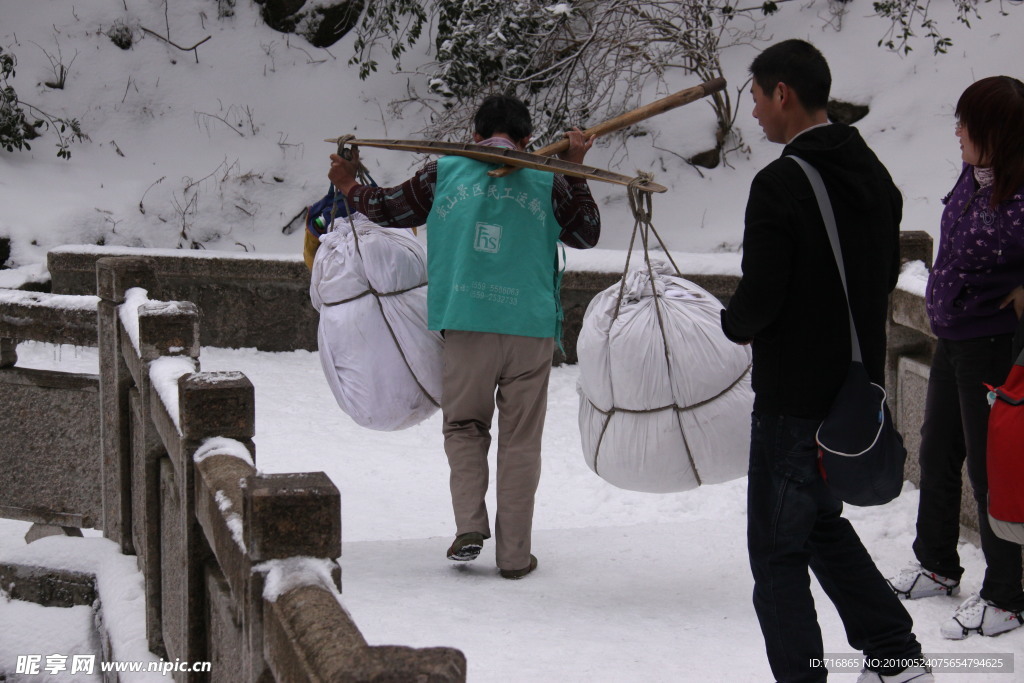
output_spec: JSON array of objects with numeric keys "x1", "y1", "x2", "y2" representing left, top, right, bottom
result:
[{"x1": 748, "y1": 412, "x2": 922, "y2": 683}]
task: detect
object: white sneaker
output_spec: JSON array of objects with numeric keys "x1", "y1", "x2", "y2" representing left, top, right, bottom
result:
[
  {"x1": 886, "y1": 563, "x2": 960, "y2": 600},
  {"x1": 856, "y1": 665, "x2": 934, "y2": 682},
  {"x1": 940, "y1": 594, "x2": 1024, "y2": 639}
]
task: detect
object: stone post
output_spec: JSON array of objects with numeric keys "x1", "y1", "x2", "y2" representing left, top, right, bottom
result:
[
  {"x1": 887, "y1": 231, "x2": 936, "y2": 429},
  {"x1": 0, "y1": 337, "x2": 16, "y2": 368},
  {"x1": 166, "y1": 371, "x2": 255, "y2": 681},
  {"x1": 899, "y1": 230, "x2": 933, "y2": 269},
  {"x1": 238, "y1": 471, "x2": 339, "y2": 681},
  {"x1": 242, "y1": 473, "x2": 341, "y2": 564},
  {"x1": 96, "y1": 256, "x2": 155, "y2": 553},
  {"x1": 134, "y1": 300, "x2": 200, "y2": 658}
]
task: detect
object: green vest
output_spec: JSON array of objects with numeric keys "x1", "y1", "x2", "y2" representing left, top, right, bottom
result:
[{"x1": 427, "y1": 155, "x2": 562, "y2": 338}]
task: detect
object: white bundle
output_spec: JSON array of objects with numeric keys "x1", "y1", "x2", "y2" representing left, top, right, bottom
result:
[
  {"x1": 577, "y1": 261, "x2": 753, "y2": 493},
  {"x1": 310, "y1": 212, "x2": 442, "y2": 431}
]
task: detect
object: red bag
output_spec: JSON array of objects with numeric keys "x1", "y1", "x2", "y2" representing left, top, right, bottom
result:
[{"x1": 987, "y1": 345, "x2": 1024, "y2": 544}]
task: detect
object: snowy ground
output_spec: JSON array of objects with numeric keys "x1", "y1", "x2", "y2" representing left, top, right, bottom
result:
[
  {"x1": 1, "y1": 342, "x2": 1020, "y2": 682},
  {"x1": 2, "y1": 0, "x2": 1024, "y2": 278}
]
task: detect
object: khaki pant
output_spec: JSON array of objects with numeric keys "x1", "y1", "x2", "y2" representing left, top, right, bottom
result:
[{"x1": 441, "y1": 330, "x2": 553, "y2": 571}]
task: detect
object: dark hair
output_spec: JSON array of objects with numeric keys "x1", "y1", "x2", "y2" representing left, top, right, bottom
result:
[
  {"x1": 749, "y1": 39, "x2": 831, "y2": 112},
  {"x1": 956, "y1": 75, "x2": 1024, "y2": 206},
  {"x1": 474, "y1": 95, "x2": 532, "y2": 142}
]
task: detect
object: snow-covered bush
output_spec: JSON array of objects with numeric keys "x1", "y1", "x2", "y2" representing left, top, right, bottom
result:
[
  {"x1": 0, "y1": 47, "x2": 34, "y2": 154},
  {"x1": 431, "y1": 0, "x2": 571, "y2": 101},
  {"x1": 349, "y1": 0, "x2": 427, "y2": 77},
  {"x1": 0, "y1": 45, "x2": 86, "y2": 160}
]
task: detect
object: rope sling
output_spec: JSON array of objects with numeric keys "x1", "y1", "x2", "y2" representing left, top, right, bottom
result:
[{"x1": 588, "y1": 173, "x2": 753, "y2": 484}]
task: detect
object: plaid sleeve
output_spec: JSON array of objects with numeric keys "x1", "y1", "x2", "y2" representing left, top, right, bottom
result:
[
  {"x1": 346, "y1": 161, "x2": 436, "y2": 228},
  {"x1": 554, "y1": 175, "x2": 601, "y2": 249}
]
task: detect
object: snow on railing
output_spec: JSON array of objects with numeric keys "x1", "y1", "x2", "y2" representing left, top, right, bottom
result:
[{"x1": 0, "y1": 288, "x2": 99, "y2": 348}]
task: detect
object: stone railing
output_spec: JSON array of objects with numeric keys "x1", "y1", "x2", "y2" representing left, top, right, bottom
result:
[
  {"x1": 0, "y1": 256, "x2": 465, "y2": 682},
  {"x1": 0, "y1": 289, "x2": 102, "y2": 530},
  {"x1": 48, "y1": 245, "x2": 769, "y2": 365},
  {"x1": 48, "y1": 246, "x2": 318, "y2": 353}
]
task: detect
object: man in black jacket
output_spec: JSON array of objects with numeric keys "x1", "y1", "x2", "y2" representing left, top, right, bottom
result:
[{"x1": 721, "y1": 40, "x2": 930, "y2": 683}]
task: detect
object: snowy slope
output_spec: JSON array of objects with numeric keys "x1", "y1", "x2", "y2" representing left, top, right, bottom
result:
[{"x1": 2, "y1": 1, "x2": 1023, "y2": 272}]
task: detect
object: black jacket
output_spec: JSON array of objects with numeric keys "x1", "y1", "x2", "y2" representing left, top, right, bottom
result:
[{"x1": 721, "y1": 124, "x2": 901, "y2": 419}]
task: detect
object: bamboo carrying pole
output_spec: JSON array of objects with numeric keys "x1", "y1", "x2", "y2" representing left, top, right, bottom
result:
[
  {"x1": 323, "y1": 138, "x2": 669, "y2": 192},
  {"x1": 488, "y1": 76, "x2": 727, "y2": 178}
]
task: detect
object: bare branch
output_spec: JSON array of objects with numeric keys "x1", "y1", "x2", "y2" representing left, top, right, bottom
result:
[{"x1": 141, "y1": 26, "x2": 211, "y2": 63}]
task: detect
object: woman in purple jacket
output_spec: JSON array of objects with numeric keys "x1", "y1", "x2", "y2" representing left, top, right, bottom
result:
[{"x1": 887, "y1": 76, "x2": 1024, "y2": 641}]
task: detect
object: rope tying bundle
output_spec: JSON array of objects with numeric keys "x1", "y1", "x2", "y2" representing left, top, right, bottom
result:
[
  {"x1": 586, "y1": 171, "x2": 751, "y2": 485},
  {"x1": 590, "y1": 368, "x2": 751, "y2": 417},
  {"x1": 320, "y1": 282, "x2": 427, "y2": 308}
]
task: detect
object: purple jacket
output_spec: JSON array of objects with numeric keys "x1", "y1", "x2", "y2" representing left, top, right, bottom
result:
[{"x1": 927, "y1": 164, "x2": 1024, "y2": 340}]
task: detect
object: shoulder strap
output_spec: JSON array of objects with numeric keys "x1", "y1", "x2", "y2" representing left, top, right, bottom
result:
[{"x1": 787, "y1": 155, "x2": 862, "y2": 363}]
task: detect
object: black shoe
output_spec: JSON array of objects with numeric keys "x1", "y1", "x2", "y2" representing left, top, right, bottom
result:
[
  {"x1": 446, "y1": 532, "x2": 484, "y2": 562},
  {"x1": 500, "y1": 555, "x2": 537, "y2": 580}
]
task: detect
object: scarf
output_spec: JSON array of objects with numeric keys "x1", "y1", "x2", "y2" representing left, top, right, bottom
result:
[{"x1": 974, "y1": 165, "x2": 995, "y2": 188}]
